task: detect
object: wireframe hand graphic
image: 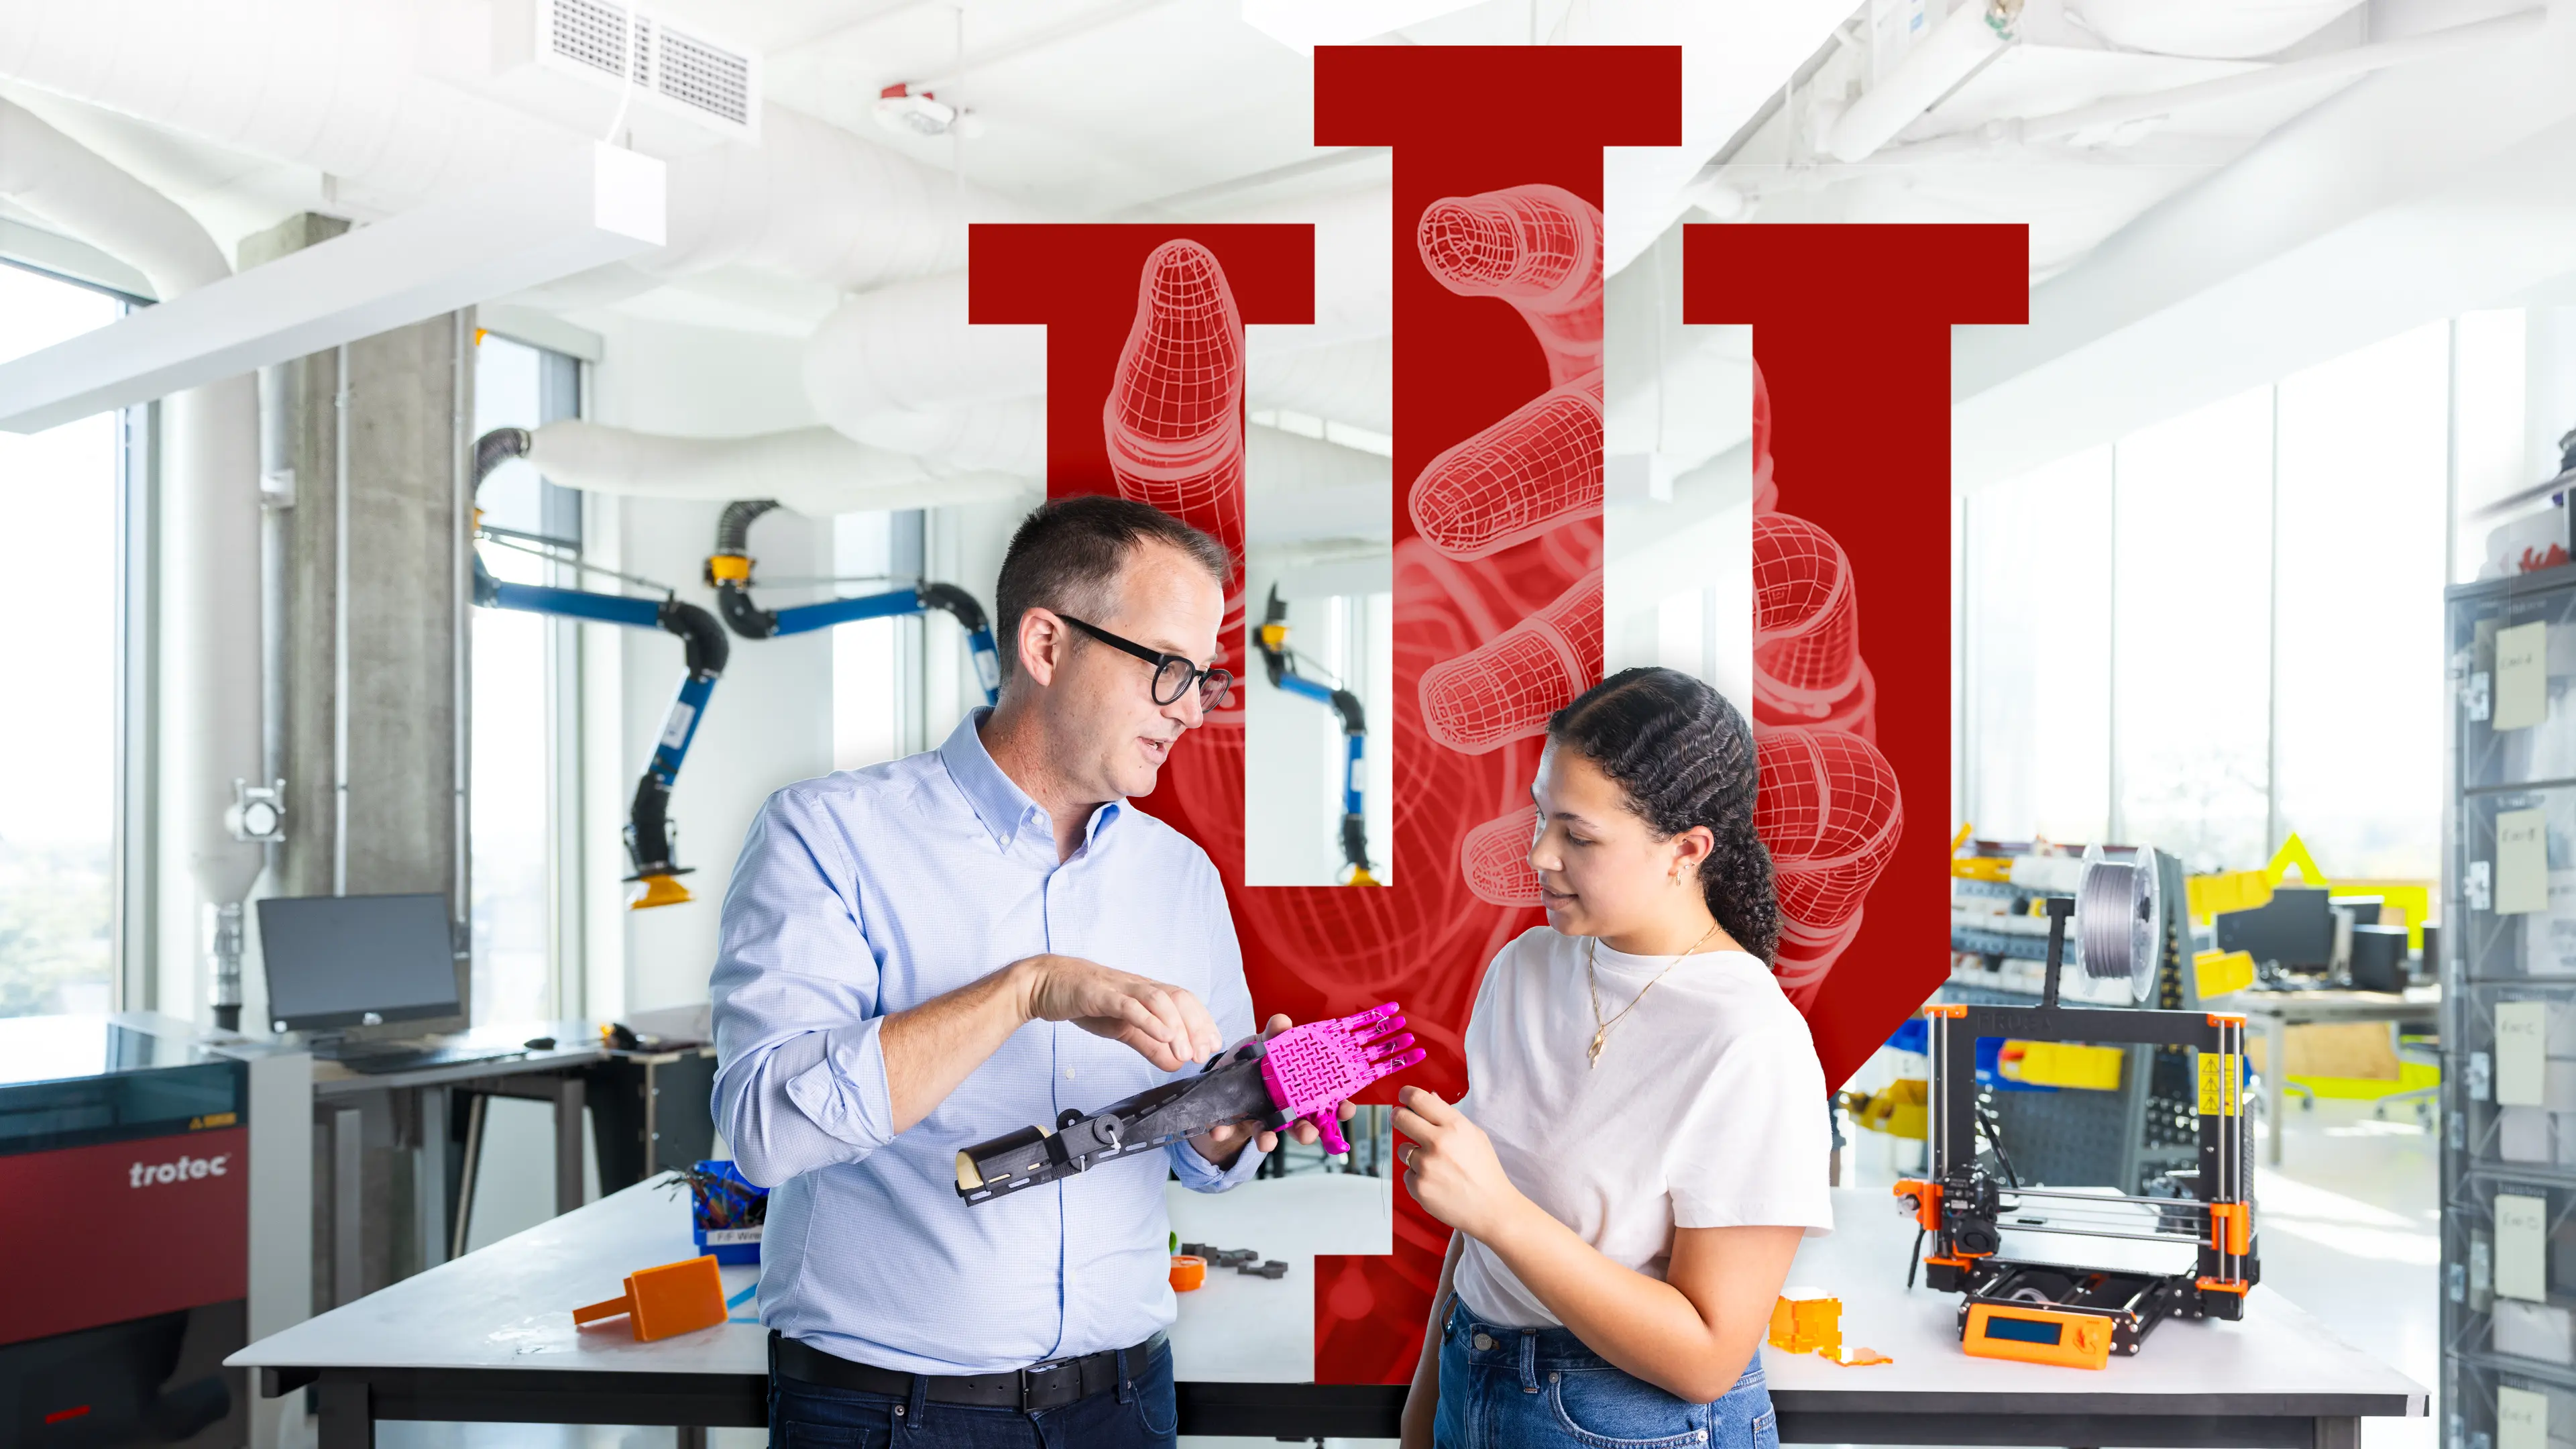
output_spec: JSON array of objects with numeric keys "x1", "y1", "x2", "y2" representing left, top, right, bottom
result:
[
  {"x1": 1418, "y1": 572, "x2": 1601, "y2": 754},
  {"x1": 1755, "y1": 724, "x2": 1903, "y2": 1003},
  {"x1": 1410, "y1": 184, "x2": 1607, "y2": 563}
]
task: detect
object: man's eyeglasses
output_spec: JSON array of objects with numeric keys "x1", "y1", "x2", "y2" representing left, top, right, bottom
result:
[{"x1": 1058, "y1": 614, "x2": 1234, "y2": 710}]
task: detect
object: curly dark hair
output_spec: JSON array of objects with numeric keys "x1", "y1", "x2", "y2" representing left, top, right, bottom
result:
[{"x1": 1545, "y1": 667, "x2": 1781, "y2": 966}]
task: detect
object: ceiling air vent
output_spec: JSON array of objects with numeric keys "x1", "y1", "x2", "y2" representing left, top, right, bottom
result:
[{"x1": 535, "y1": 0, "x2": 760, "y2": 142}]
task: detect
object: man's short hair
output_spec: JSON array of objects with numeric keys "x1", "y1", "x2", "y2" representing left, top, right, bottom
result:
[{"x1": 992, "y1": 496, "x2": 1233, "y2": 682}]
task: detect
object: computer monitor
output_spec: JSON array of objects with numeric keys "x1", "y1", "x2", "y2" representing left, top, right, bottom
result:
[
  {"x1": 2215, "y1": 887, "x2": 2334, "y2": 973},
  {"x1": 256, "y1": 893, "x2": 461, "y2": 1035}
]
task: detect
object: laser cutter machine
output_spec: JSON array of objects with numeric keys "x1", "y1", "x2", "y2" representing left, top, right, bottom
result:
[{"x1": 1898, "y1": 848, "x2": 2259, "y2": 1369}]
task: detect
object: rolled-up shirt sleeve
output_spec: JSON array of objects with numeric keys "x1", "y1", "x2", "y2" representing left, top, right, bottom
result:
[
  {"x1": 712, "y1": 787, "x2": 897, "y2": 1189},
  {"x1": 1167, "y1": 855, "x2": 1266, "y2": 1192}
]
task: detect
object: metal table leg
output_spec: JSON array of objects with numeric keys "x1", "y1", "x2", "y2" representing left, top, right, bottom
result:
[
  {"x1": 555, "y1": 1074, "x2": 586, "y2": 1216},
  {"x1": 316, "y1": 1372, "x2": 372, "y2": 1449},
  {"x1": 675, "y1": 1428, "x2": 708, "y2": 1449},
  {"x1": 417, "y1": 1085, "x2": 448, "y2": 1270},
  {"x1": 333, "y1": 1107, "x2": 363, "y2": 1305},
  {"x1": 2315, "y1": 1414, "x2": 2360, "y2": 1449}
]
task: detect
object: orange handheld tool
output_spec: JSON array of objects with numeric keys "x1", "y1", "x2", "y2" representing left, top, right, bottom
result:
[{"x1": 572, "y1": 1255, "x2": 729, "y2": 1341}]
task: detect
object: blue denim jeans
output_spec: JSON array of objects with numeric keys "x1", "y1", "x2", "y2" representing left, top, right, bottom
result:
[
  {"x1": 768, "y1": 1338, "x2": 1176, "y2": 1449},
  {"x1": 1432, "y1": 1297, "x2": 1776, "y2": 1449}
]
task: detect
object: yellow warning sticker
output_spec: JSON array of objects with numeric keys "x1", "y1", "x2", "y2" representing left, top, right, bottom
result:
[{"x1": 2197, "y1": 1053, "x2": 2241, "y2": 1116}]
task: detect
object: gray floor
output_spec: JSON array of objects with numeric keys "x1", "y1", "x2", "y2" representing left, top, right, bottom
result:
[{"x1": 356, "y1": 1094, "x2": 2439, "y2": 1449}]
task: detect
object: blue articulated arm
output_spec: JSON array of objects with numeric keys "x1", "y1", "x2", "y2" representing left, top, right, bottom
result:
[
  {"x1": 473, "y1": 427, "x2": 728, "y2": 908},
  {"x1": 1255, "y1": 584, "x2": 1376, "y2": 885},
  {"x1": 706, "y1": 498, "x2": 1003, "y2": 705}
]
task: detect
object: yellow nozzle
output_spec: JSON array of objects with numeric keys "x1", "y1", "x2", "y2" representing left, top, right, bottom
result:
[
  {"x1": 631, "y1": 874, "x2": 694, "y2": 910},
  {"x1": 472, "y1": 327, "x2": 490, "y2": 347},
  {"x1": 1259, "y1": 623, "x2": 1288, "y2": 649},
  {"x1": 706, "y1": 554, "x2": 752, "y2": 583},
  {"x1": 1341, "y1": 867, "x2": 1383, "y2": 888}
]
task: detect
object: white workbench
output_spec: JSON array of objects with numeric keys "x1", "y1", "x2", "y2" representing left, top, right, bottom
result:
[
  {"x1": 229, "y1": 1169, "x2": 1394, "y2": 1447},
  {"x1": 231, "y1": 1175, "x2": 2425, "y2": 1448},
  {"x1": 1762, "y1": 1189, "x2": 2429, "y2": 1431}
]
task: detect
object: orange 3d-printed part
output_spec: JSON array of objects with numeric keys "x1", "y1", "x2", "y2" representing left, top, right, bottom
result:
[
  {"x1": 1170, "y1": 1256, "x2": 1207, "y2": 1292},
  {"x1": 572, "y1": 1254, "x2": 728, "y2": 1341},
  {"x1": 1767, "y1": 1289, "x2": 1842, "y2": 1356}
]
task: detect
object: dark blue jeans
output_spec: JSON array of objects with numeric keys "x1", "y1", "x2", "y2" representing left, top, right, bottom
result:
[
  {"x1": 1433, "y1": 1297, "x2": 1775, "y2": 1449},
  {"x1": 768, "y1": 1338, "x2": 1177, "y2": 1449}
]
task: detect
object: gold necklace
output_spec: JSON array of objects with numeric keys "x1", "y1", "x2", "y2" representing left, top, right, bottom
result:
[{"x1": 1585, "y1": 921, "x2": 1721, "y2": 1069}]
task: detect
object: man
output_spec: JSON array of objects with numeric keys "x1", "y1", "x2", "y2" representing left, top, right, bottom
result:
[{"x1": 713, "y1": 494, "x2": 1343, "y2": 1449}]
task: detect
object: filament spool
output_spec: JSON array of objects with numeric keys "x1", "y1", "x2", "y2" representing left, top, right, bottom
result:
[{"x1": 2076, "y1": 849, "x2": 2162, "y2": 1004}]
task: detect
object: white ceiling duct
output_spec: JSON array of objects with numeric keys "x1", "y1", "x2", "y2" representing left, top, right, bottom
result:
[
  {"x1": 2072, "y1": 0, "x2": 2365, "y2": 60},
  {"x1": 524, "y1": 419, "x2": 1032, "y2": 518},
  {"x1": 0, "y1": 99, "x2": 227, "y2": 294},
  {"x1": 638, "y1": 103, "x2": 1036, "y2": 291},
  {"x1": 0, "y1": 1, "x2": 1030, "y2": 297},
  {"x1": 833, "y1": 395, "x2": 1048, "y2": 479},
  {"x1": 1247, "y1": 337, "x2": 1391, "y2": 435},
  {"x1": 517, "y1": 415, "x2": 1386, "y2": 545},
  {"x1": 0, "y1": 97, "x2": 263, "y2": 1021},
  {"x1": 1247, "y1": 424, "x2": 1393, "y2": 546},
  {"x1": 802, "y1": 270, "x2": 1044, "y2": 430},
  {"x1": 0, "y1": 0, "x2": 565, "y2": 212}
]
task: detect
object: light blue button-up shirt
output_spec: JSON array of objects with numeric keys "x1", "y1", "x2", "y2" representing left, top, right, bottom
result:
[{"x1": 710, "y1": 708, "x2": 1264, "y2": 1375}]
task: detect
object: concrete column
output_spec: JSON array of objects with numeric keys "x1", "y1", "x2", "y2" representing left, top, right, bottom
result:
[
  {"x1": 241, "y1": 211, "x2": 471, "y2": 1304},
  {"x1": 243, "y1": 213, "x2": 471, "y2": 965}
]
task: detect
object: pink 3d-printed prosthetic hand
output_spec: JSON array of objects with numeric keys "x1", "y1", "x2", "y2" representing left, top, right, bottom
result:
[{"x1": 954, "y1": 1004, "x2": 1424, "y2": 1203}]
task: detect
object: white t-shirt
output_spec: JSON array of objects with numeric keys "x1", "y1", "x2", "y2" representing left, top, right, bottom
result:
[{"x1": 1449, "y1": 926, "x2": 1834, "y2": 1329}]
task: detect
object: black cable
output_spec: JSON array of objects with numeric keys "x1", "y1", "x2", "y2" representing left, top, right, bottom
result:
[
  {"x1": 1976, "y1": 1102, "x2": 2021, "y2": 1191},
  {"x1": 1906, "y1": 1225, "x2": 1924, "y2": 1291}
]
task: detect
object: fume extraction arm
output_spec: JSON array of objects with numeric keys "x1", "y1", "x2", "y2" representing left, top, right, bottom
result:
[
  {"x1": 704, "y1": 500, "x2": 1003, "y2": 706},
  {"x1": 472, "y1": 427, "x2": 728, "y2": 910},
  {"x1": 1255, "y1": 584, "x2": 1376, "y2": 886}
]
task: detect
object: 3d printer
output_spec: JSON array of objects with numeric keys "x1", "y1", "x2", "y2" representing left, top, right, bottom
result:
[{"x1": 1899, "y1": 849, "x2": 2259, "y2": 1369}]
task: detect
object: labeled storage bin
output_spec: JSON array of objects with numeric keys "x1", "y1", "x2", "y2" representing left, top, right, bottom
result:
[
  {"x1": 2455, "y1": 585, "x2": 2576, "y2": 794},
  {"x1": 2449, "y1": 1175, "x2": 2576, "y2": 1372},
  {"x1": 2450, "y1": 1356, "x2": 2576, "y2": 1449},
  {"x1": 682, "y1": 1159, "x2": 767, "y2": 1266}
]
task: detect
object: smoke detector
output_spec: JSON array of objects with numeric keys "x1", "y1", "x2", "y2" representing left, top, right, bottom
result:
[{"x1": 874, "y1": 84, "x2": 983, "y2": 139}]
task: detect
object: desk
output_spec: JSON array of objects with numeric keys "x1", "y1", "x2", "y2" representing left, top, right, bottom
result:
[
  {"x1": 295, "y1": 1019, "x2": 714, "y2": 1301},
  {"x1": 2229, "y1": 987, "x2": 2441, "y2": 1165},
  {"x1": 231, "y1": 1178, "x2": 2422, "y2": 1448}
]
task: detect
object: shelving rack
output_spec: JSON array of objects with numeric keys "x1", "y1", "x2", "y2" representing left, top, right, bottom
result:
[{"x1": 2445, "y1": 567, "x2": 2576, "y2": 1449}]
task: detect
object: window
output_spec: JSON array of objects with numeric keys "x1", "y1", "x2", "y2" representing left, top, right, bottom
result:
[
  {"x1": 1245, "y1": 582, "x2": 1394, "y2": 887},
  {"x1": 2454, "y1": 310, "x2": 2529, "y2": 583},
  {"x1": 832, "y1": 510, "x2": 926, "y2": 771},
  {"x1": 1964, "y1": 321, "x2": 2461, "y2": 882},
  {"x1": 2274, "y1": 323, "x2": 2447, "y2": 878},
  {"x1": 469, "y1": 334, "x2": 581, "y2": 1024},
  {"x1": 2113, "y1": 387, "x2": 2274, "y2": 873},
  {"x1": 1963, "y1": 447, "x2": 2111, "y2": 845},
  {"x1": 0, "y1": 263, "x2": 123, "y2": 1016}
]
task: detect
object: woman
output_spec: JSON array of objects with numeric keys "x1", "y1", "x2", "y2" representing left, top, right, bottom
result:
[{"x1": 1396, "y1": 667, "x2": 1830, "y2": 1449}]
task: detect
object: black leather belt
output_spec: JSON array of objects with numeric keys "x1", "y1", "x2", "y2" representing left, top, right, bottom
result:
[{"x1": 772, "y1": 1330, "x2": 1167, "y2": 1411}]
